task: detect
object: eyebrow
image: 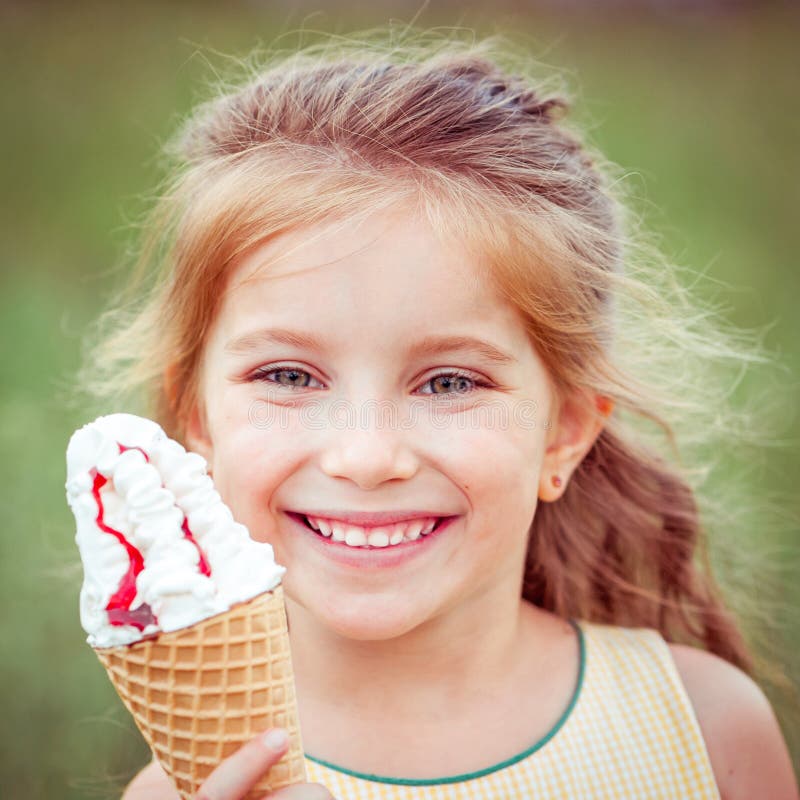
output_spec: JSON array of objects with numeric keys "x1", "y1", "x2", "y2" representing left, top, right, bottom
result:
[
  {"x1": 224, "y1": 328, "x2": 326, "y2": 356},
  {"x1": 406, "y1": 334, "x2": 517, "y2": 365},
  {"x1": 224, "y1": 327, "x2": 516, "y2": 365}
]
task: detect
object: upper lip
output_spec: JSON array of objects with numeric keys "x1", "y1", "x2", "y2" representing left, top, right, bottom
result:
[{"x1": 290, "y1": 510, "x2": 453, "y2": 526}]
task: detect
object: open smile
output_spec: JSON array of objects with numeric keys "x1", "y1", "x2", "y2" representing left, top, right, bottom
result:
[
  {"x1": 284, "y1": 511, "x2": 459, "y2": 567},
  {"x1": 289, "y1": 512, "x2": 448, "y2": 548}
]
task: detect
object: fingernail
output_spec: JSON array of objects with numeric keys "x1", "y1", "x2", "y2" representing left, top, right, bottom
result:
[{"x1": 262, "y1": 728, "x2": 289, "y2": 750}]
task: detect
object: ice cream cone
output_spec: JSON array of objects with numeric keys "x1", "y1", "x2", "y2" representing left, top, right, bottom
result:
[{"x1": 95, "y1": 585, "x2": 306, "y2": 800}]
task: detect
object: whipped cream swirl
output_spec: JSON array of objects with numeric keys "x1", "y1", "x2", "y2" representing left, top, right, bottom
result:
[{"x1": 65, "y1": 413, "x2": 285, "y2": 647}]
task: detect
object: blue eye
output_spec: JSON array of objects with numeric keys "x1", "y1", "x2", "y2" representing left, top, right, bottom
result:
[
  {"x1": 248, "y1": 367, "x2": 490, "y2": 395},
  {"x1": 418, "y1": 371, "x2": 489, "y2": 395},
  {"x1": 250, "y1": 367, "x2": 322, "y2": 389}
]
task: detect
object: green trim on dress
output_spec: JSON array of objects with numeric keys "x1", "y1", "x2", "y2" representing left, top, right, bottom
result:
[{"x1": 304, "y1": 619, "x2": 586, "y2": 786}]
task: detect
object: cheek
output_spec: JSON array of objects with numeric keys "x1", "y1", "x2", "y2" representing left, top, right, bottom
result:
[
  {"x1": 452, "y1": 424, "x2": 544, "y2": 521},
  {"x1": 209, "y1": 388, "x2": 313, "y2": 469},
  {"x1": 207, "y1": 407, "x2": 310, "y2": 538}
]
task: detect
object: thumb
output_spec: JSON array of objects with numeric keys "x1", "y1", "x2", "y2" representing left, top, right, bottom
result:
[{"x1": 195, "y1": 728, "x2": 290, "y2": 800}]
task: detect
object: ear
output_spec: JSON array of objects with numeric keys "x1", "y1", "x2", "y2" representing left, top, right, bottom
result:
[{"x1": 538, "y1": 392, "x2": 614, "y2": 502}]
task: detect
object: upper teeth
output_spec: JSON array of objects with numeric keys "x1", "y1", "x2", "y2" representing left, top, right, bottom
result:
[{"x1": 305, "y1": 516, "x2": 440, "y2": 548}]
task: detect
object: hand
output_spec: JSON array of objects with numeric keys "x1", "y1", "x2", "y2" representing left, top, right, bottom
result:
[{"x1": 195, "y1": 728, "x2": 335, "y2": 800}]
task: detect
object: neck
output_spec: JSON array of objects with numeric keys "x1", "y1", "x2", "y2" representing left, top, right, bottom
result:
[{"x1": 286, "y1": 578, "x2": 534, "y2": 724}]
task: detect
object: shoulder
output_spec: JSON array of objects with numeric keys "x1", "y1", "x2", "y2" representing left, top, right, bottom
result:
[
  {"x1": 122, "y1": 758, "x2": 179, "y2": 800},
  {"x1": 668, "y1": 643, "x2": 798, "y2": 800}
]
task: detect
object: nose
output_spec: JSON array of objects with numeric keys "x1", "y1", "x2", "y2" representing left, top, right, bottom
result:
[{"x1": 319, "y1": 413, "x2": 419, "y2": 490}]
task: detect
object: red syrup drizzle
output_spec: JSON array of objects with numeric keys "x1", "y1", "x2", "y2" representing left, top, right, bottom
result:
[
  {"x1": 90, "y1": 469, "x2": 156, "y2": 630},
  {"x1": 89, "y1": 442, "x2": 214, "y2": 629},
  {"x1": 182, "y1": 518, "x2": 212, "y2": 577}
]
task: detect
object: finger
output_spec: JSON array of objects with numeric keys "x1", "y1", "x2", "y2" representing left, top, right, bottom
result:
[
  {"x1": 267, "y1": 784, "x2": 336, "y2": 800},
  {"x1": 195, "y1": 728, "x2": 289, "y2": 800}
]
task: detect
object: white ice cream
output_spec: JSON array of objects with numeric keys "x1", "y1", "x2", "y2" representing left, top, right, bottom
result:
[{"x1": 65, "y1": 413, "x2": 285, "y2": 648}]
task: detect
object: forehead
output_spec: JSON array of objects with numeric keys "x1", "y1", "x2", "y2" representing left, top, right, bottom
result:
[{"x1": 215, "y1": 209, "x2": 531, "y2": 354}]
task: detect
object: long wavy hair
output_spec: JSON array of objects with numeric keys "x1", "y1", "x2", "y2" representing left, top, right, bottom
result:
[{"x1": 79, "y1": 31, "x2": 782, "y2": 673}]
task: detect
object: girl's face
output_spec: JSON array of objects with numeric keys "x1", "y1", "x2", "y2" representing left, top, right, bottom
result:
[{"x1": 188, "y1": 208, "x2": 593, "y2": 641}]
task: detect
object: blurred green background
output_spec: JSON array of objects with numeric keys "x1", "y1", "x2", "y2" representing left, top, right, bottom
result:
[{"x1": 1, "y1": 2, "x2": 797, "y2": 796}]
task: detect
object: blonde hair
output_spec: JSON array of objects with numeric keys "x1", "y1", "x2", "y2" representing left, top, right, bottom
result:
[{"x1": 80, "y1": 30, "x2": 785, "y2": 672}]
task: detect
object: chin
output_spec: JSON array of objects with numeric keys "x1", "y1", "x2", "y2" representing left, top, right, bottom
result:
[{"x1": 293, "y1": 583, "x2": 427, "y2": 641}]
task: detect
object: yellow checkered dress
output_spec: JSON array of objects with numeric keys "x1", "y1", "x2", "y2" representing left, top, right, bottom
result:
[{"x1": 303, "y1": 621, "x2": 720, "y2": 799}]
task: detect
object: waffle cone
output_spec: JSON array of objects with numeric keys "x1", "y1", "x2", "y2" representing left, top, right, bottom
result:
[{"x1": 95, "y1": 585, "x2": 306, "y2": 800}]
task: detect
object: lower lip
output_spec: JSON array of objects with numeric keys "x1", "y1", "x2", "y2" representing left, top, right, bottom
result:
[{"x1": 285, "y1": 512, "x2": 459, "y2": 569}]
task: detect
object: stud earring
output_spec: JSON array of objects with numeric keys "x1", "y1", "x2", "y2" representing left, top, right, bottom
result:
[{"x1": 551, "y1": 474, "x2": 562, "y2": 488}]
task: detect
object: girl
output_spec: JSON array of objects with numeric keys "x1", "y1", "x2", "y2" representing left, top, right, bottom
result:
[{"x1": 82, "y1": 32, "x2": 797, "y2": 800}]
